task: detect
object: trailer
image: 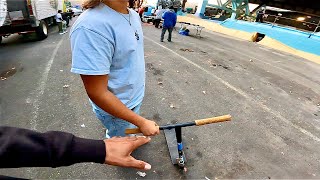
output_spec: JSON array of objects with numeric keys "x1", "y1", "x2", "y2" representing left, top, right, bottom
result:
[{"x1": 0, "y1": 0, "x2": 64, "y2": 43}]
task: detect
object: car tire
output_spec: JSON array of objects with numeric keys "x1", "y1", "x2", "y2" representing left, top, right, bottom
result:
[{"x1": 36, "y1": 20, "x2": 48, "y2": 40}]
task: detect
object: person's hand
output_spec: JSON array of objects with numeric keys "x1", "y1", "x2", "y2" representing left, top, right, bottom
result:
[
  {"x1": 139, "y1": 119, "x2": 160, "y2": 136},
  {"x1": 104, "y1": 136, "x2": 152, "y2": 170}
]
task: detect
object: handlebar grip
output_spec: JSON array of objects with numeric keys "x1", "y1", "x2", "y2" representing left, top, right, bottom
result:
[
  {"x1": 125, "y1": 128, "x2": 142, "y2": 134},
  {"x1": 125, "y1": 115, "x2": 232, "y2": 134},
  {"x1": 195, "y1": 115, "x2": 231, "y2": 126}
]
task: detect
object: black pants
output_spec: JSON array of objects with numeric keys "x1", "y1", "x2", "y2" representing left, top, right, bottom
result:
[
  {"x1": 154, "y1": 19, "x2": 161, "y2": 28},
  {"x1": 161, "y1": 27, "x2": 173, "y2": 41},
  {"x1": 256, "y1": 14, "x2": 263, "y2": 23},
  {"x1": 65, "y1": 17, "x2": 70, "y2": 27}
]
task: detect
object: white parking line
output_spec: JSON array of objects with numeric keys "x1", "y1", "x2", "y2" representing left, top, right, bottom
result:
[
  {"x1": 272, "y1": 51, "x2": 286, "y2": 57},
  {"x1": 259, "y1": 46, "x2": 271, "y2": 51},
  {"x1": 259, "y1": 46, "x2": 286, "y2": 57},
  {"x1": 29, "y1": 36, "x2": 64, "y2": 130},
  {"x1": 145, "y1": 35, "x2": 320, "y2": 142},
  {"x1": 212, "y1": 46, "x2": 225, "y2": 52}
]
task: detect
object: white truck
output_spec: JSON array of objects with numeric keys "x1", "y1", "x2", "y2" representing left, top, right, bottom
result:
[{"x1": 0, "y1": 0, "x2": 64, "y2": 43}]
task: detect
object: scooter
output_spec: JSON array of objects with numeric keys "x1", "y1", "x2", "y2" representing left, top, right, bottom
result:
[{"x1": 125, "y1": 115, "x2": 232, "y2": 171}]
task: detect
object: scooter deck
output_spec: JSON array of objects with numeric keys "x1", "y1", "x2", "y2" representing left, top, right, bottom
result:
[{"x1": 164, "y1": 128, "x2": 180, "y2": 165}]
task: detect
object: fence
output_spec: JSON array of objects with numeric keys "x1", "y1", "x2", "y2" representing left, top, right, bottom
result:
[{"x1": 263, "y1": 14, "x2": 320, "y2": 38}]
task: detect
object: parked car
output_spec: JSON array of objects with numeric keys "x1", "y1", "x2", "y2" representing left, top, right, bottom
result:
[{"x1": 69, "y1": 7, "x2": 83, "y2": 16}]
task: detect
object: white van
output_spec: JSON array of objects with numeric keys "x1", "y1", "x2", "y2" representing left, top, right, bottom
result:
[{"x1": 0, "y1": 0, "x2": 63, "y2": 43}]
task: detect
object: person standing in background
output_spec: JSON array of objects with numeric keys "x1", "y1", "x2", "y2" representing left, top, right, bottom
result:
[
  {"x1": 172, "y1": 0, "x2": 181, "y2": 13},
  {"x1": 154, "y1": 8, "x2": 165, "y2": 28},
  {"x1": 160, "y1": 6, "x2": 177, "y2": 42},
  {"x1": 256, "y1": 7, "x2": 266, "y2": 23},
  {"x1": 56, "y1": 10, "x2": 64, "y2": 34},
  {"x1": 62, "y1": 11, "x2": 70, "y2": 27}
]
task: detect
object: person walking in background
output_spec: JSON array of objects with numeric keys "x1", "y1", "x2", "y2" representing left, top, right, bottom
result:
[
  {"x1": 160, "y1": 6, "x2": 177, "y2": 42},
  {"x1": 56, "y1": 10, "x2": 64, "y2": 34}
]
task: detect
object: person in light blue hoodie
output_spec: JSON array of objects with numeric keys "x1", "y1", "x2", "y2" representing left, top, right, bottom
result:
[
  {"x1": 160, "y1": 6, "x2": 177, "y2": 42},
  {"x1": 70, "y1": 0, "x2": 160, "y2": 138}
]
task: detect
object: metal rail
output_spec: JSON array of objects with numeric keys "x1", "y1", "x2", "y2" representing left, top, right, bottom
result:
[{"x1": 263, "y1": 14, "x2": 320, "y2": 38}]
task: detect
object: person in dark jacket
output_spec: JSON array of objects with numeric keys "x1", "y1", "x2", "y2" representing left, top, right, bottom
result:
[
  {"x1": 256, "y1": 7, "x2": 265, "y2": 23},
  {"x1": 62, "y1": 10, "x2": 74, "y2": 27},
  {"x1": 160, "y1": 7, "x2": 177, "y2": 42},
  {"x1": 0, "y1": 127, "x2": 152, "y2": 172}
]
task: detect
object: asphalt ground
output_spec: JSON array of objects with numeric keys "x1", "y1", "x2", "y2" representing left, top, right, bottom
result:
[{"x1": 0, "y1": 19, "x2": 320, "y2": 179}]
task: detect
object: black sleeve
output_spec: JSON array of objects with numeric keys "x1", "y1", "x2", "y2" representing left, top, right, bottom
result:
[{"x1": 0, "y1": 126, "x2": 106, "y2": 168}]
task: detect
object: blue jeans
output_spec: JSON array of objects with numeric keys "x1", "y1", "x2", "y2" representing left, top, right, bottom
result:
[{"x1": 93, "y1": 103, "x2": 141, "y2": 138}]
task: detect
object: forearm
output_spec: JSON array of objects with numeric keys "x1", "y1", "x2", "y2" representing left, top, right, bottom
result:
[
  {"x1": 89, "y1": 90, "x2": 146, "y2": 127},
  {"x1": 0, "y1": 127, "x2": 105, "y2": 168}
]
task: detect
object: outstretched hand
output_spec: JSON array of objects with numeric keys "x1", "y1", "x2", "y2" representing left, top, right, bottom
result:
[{"x1": 104, "y1": 136, "x2": 152, "y2": 170}]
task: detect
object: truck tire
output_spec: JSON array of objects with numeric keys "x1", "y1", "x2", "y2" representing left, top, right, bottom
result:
[
  {"x1": 0, "y1": 36, "x2": 2, "y2": 44},
  {"x1": 36, "y1": 20, "x2": 48, "y2": 40}
]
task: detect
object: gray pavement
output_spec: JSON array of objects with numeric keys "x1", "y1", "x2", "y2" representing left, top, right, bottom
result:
[{"x1": 0, "y1": 19, "x2": 320, "y2": 179}]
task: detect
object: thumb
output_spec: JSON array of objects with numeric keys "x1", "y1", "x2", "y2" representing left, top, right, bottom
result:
[{"x1": 129, "y1": 157, "x2": 152, "y2": 170}]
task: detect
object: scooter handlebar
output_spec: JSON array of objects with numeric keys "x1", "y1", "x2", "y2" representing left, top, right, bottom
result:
[
  {"x1": 195, "y1": 115, "x2": 231, "y2": 126},
  {"x1": 125, "y1": 128, "x2": 144, "y2": 134},
  {"x1": 125, "y1": 115, "x2": 232, "y2": 134}
]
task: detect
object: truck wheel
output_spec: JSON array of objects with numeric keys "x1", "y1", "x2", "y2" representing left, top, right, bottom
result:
[{"x1": 36, "y1": 20, "x2": 48, "y2": 40}]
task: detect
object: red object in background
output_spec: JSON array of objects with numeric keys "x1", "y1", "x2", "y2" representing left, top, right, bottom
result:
[{"x1": 138, "y1": 7, "x2": 145, "y2": 15}]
